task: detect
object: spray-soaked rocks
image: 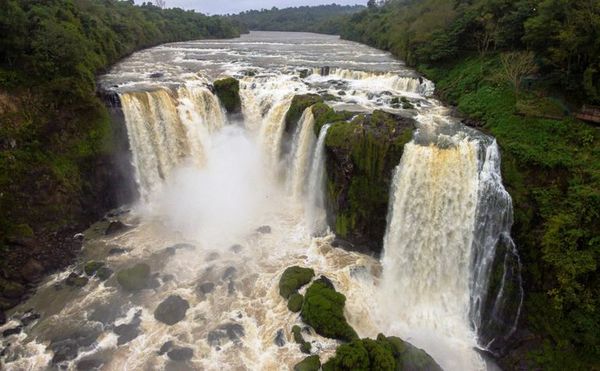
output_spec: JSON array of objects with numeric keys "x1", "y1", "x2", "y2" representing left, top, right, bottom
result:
[
  {"x1": 279, "y1": 266, "x2": 315, "y2": 299},
  {"x1": 207, "y1": 323, "x2": 245, "y2": 348},
  {"x1": 83, "y1": 261, "x2": 112, "y2": 281},
  {"x1": 292, "y1": 325, "x2": 312, "y2": 354},
  {"x1": 113, "y1": 310, "x2": 142, "y2": 345},
  {"x1": 116, "y1": 263, "x2": 151, "y2": 291},
  {"x1": 301, "y1": 277, "x2": 358, "y2": 342},
  {"x1": 167, "y1": 347, "x2": 194, "y2": 361},
  {"x1": 255, "y1": 225, "x2": 271, "y2": 234},
  {"x1": 105, "y1": 221, "x2": 128, "y2": 235},
  {"x1": 154, "y1": 295, "x2": 189, "y2": 325},
  {"x1": 65, "y1": 273, "x2": 89, "y2": 288}
]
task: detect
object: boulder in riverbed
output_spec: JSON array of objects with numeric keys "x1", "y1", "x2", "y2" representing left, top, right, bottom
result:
[
  {"x1": 279, "y1": 266, "x2": 315, "y2": 299},
  {"x1": 154, "y1": 295, "x2": 189, "y2": 325},
  {"x1": 167, "y1": 347, "x2": 193, "y2": 361},
  {"x1": 117, "y1": 263, "x2": 151, "y2": 291}
]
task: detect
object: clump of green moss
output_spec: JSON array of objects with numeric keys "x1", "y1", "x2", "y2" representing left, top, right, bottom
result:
[
  {"x1": 84, "y1": 261, "x2": 105, "y2": 276},
  {"x1": 311, "y1": 102, "x2": 354, "y2": 135},
  {"x1": 116, "y1": 263, "x2": 151, "y2": 291},
  {"x1": 285, "y1": 94, "x2": 323, "y2": 133},
  {"x1": 294, "y1": 355, "x2": 321, "y2": 371},
  {"x1": 301, "y1": 277, "x2": 358, "y2": 342},
  {"x1": 292, "y1": 325, "x2": 312, "y2": 354},
  {"x1": 279, "y1": 266, "x2": 315, "y2": 299},
  {"x1": 288, "y1": 292, "x2": 304, "y2": 312},
  {"x1": 322, "y1": 334, "x2": 441, "y2": 371},
  {"x1": 213, "y1": 77, "x2": 241, "y2": 113}
]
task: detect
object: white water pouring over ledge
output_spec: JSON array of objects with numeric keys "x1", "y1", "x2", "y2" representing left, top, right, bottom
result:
[{"x1": 0, "y1": 31, "x2": 521, "y2": 371}]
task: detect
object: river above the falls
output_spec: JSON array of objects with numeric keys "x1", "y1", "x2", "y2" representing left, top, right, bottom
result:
[{"x1": 0, "y1": 31, "x2": 518, "y2": 371}]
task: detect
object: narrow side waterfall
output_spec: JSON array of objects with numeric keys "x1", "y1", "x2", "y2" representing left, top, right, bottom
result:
[
  {"x1": 306, "y1": 123, "x2": 332, "y2": 235},
  {"x1": 258, "y1": 98, "x2": 293, "y2": 174},
  {"x1": 470, "y1": 140, "x2": 524, "y2": 352},
  {"x1": 119, "y1": 84, "x2": 226, "y2": 198},
  {"x1": 287, "y1": 107, "x2": 317, "y2": 200}
]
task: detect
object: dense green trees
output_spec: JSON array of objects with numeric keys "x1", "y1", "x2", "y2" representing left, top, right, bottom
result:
[
  {"x1": 338, "y1": 0, "x2": 600, "y2": 105},
  {"x1": 228, "y1": 5, "x2": 364, "y2": 34}
]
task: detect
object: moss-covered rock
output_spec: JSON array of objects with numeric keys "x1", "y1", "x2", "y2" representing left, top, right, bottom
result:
[
  {"x1": 292, "y1": 325, "x2": 312, "y2": 354},
  {"x1": 288, "y1": 293, "x2": 304, "y2": 312},
  {"x1": 294, "y1": 355, "x2": 321, "y2": 371},
  {"x1": 116, "y1": 263, "x2": 151, "y2": 291},
  {"x1": 213, "y1": 77, "x2": 241, "y2": 114},
  {"x1": 84, "y1": 261, "x2": 105, "y2": 276},
  {"x1": 279, "y1": 266, "x2": 315, "y2": 299},
  {"x1": 301, "y1": 278, "x2": 358, "y2": 342},
  {"x1": 284, "y1": 94, "x2": 323, "y2": 134},
  {"x1": 313, "y1": 105, "x2": 414, "y2": 254},
  {"x1": 96, "y1": 267, "x2": 113, "y2": 281},
  {"x1": 322, "y1": 334, "x2": 442, "y2": 371}
]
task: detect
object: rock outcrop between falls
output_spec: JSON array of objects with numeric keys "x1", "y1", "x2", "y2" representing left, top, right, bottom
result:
[
  {"x1": 213, "y1": 77, "x2": 242, "y2": 114},
  {"x1": 285, "y1": 95, "x2": 415, "y2": 254}
]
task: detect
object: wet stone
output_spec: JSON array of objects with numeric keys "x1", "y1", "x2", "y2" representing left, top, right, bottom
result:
[
  {"x1": 2, "y1": 326, "x2": 22, "y2": 337},
  {"x1": 198, "y1": 282, "x2": 215, "y2": 295},
  {"x1": 256, "y1": 225, "x2": 271, "y2": 234},
  {"x1": 167, "y1": 347, "x2": 193, "y2": 362},
  {"x1": 230, "y1": 244, "x2": 243, "y2": 253},
  {"x1": 222, "y1": 267, "x2": 237, "y2": 280},
  {"x1": 21, "y1": 312, "x2": 41, "y2": 326},
  {"x1": 89, "y1": 304, "x2": 124, "y2": 324},
  {"x1": 207, "y1": 323, "x2": 244, "y2": 347},
  {"x1": 76, "y1": 359, "x2": 103, "y2": 370},
  {"x1": 158, "y1": 340, "x2": 174, "y2": 355},
  {"x1": 318, "y1": 275, "x2": 334, "y2": 289},
  {"x1": 65, "y1": 273, "x2": 89, "y2": 288},
  {"x1": 154, "y1": 295, "x2": 189, "y2": 325},
  {"x1": 84, "y1": 261, "x2": 105, "y2": 276},
  {"x1": 96, "y1": 267, "x2": 113, "y2": 281},
  {"x1": 206, "y1": 252, "x2": 220, "y2": 261},
  {"x1": 274, "y1": 329, "x2": 286, "y2": 347},
  {"x1": 228, "y1": 280, "x2": 236, "y2": 295},
  {"x1": 105, "y1": 221, "x2": 128, "y2": 235},
  {"x1": 108, "y1": 247, "x2": 128, "y2": 256},
  {"x1": 0, "y1": 310, "x2": 5, "y2": 325},
  {"x1": 162, "y1": 274, "x2": 175, "y2": 282},
  {"x1": 50, "y1": 329, "x2": 101, "y2": 365}
]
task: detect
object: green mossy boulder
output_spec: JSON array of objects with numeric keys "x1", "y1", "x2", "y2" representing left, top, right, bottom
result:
[
  {"x1": 117, "y1": 263, "x2": 151, "y2": 291},
  {"x1": 285, "y1": 94, "x2": 323, "y2": 133},
  {"x1": 294, "y1": 355, "x2": 321, "y2": 371},
  {"x1": 65, "y1": 273, "x2": 89, "y2": 288},
  {"x1": 213, "y1": 77, "x2": 241, "y2": 113},
  {"x1": 84, "y1": 261, "x2": 105, "y2": 276},
  {"x1": 292, "y1": 325, "x2": 312, "y2": 354},
  {"x1": 279, "y1": 266, "x2": 315, "y2": 299},
  {"x1": 301, "y1": 278, "x2": 358, "y2": 342},
  {"x1": 96, "y1": 267, "x2": 113, "y2": 281},
  {"x1": 322, "y1": 334, "x2": 442, "y2": 371},
  {"x1": 288, "y1": 293, "x2": 304, "y2": 312}
]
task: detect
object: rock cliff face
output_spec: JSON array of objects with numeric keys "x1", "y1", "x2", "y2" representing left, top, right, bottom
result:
[
  {"x1": 284, "y1": 95, "x2": 415, "y2": 254},
  {"x1": 0, "y1": 90, "x2": 137, "y2": 313},
  {"x1": 314, "y1": 105, "x2": 414, "y2": 254}
]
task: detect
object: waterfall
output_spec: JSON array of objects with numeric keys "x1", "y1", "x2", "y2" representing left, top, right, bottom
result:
[
  {"x1": 258, "y1": 98, "x2": 293, "y2": 175},
  {"x1": 379, "y1": 130, "x2": 523, "y2": 368},
  {"x1": 469, "y1": 140, "x2": 524, "y2": 352},
  {"x1": 309, "y1": 67, "x2": 434, "y2": 96},
  {"x1": 119, "y1": 84, "x2": 226, "y2": 199},
  {"x1": 287, "y1": 107, "x2": 317, "y2": 200},
  {"x1": 305, "y1": 123, "x2": 331, "y2": 235}
]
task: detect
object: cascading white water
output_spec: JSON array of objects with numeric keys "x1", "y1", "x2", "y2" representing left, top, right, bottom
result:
[
  {"x1": 311, "y1": 67, "x2": 434, "y2": 96},
  {"x1": 469, "y1": 140, "x2": 524, "y2": 351},
  {"x1": 287, "y1": 107, "x2": 317, "y2": 201},
  {"x1": 305, "y1": 123, "x2": 332, "y2": 235},
  {"x1": 379, "y1": 136, "x2": 484, "y2": 369},
  {"x1": 119, "y1": 84, "x2": 226, "y2": 199}
]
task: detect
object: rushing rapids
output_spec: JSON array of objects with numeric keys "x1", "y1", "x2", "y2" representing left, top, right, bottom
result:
[{"x1": 0, "y1": 32, "x2": 521, "y2": 370}]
